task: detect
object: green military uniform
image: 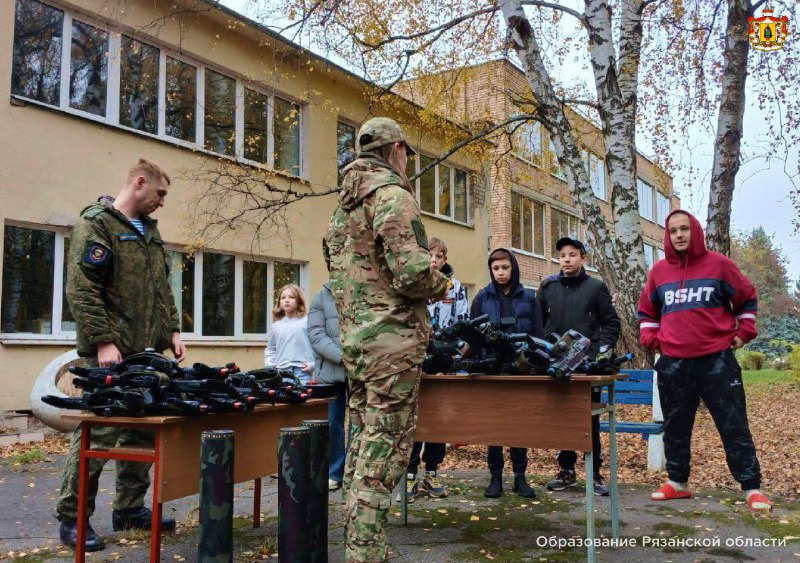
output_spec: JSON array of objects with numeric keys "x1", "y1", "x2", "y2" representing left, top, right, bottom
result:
[
  {"x1": 56, "y1": 199, "x2": 180, "y2": 522},
  {"x1": 325, "y1": 118, "x2": 449, "y2": 562}
]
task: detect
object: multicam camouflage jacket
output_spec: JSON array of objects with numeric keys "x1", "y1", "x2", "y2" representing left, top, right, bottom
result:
[
  {"x1": 66, "y1": 200, "x2": 180, "y2": 357},
  {"x1": 325, "y1": 153, "x2": 449, "y2": 380}
]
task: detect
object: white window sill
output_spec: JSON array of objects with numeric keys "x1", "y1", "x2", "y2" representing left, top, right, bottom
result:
[
  {"x1": 420, "y1": 211, "x2": 474, "y2": 229},
  {"x1": 510, "y1": 152, "x2": 544, "y2": 169},
  {"x1": 1, "y1": 335, "x2": 265, "y2": 347},
  {"x1": 1, "y1": 337, "x2": 76, "y2": 346},
  {"x1": 511, "y1": 248, "x2": 547, "y2": 260}
]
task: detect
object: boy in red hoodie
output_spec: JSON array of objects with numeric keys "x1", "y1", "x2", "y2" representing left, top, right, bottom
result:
[{"x1": 638, "y1": 210, "x2": 771, "y2": 512}]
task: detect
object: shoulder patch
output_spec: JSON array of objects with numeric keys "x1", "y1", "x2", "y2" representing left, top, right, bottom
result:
[
  {"x1": 81, "y1": 205, "x2": 107, "y2": 220},
  {"x1": 411, "y1": 219, "x2": 429, "y2": 250},
  {"x1": 84, "y1": 242, "x2": 111, "y2": 267}
]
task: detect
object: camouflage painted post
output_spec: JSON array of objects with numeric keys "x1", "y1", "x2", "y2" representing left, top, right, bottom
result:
[
  {"x1": 302, "y1": 419, "x2": 330, "y2": 563},
  {"x1": 198, "y1": 430, "x2": 235, "y2": 563},
  {"x1": 278, "y1": 426, "x2": 311, "y2": 563}
]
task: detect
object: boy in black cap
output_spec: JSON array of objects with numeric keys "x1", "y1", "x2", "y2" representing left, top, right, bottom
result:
[{"x1": 539, "y1": 237, "x2": 621, "y2": 495}]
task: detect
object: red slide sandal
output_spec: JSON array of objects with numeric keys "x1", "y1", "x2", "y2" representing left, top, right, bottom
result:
[
  {"x1": 651, "y1": 483, "x2": 693, "y2": 501},
  {"x1": 746, "y1": 492, "x2": 773, "y2": 513}
]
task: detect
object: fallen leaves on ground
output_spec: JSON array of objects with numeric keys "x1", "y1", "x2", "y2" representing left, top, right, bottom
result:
[
  {"x1": 441, "y1": 382, "x2": 800, "y2": 501},
  {"x1": 0, "y1": 432, "x2": 70, "y2": 459}
]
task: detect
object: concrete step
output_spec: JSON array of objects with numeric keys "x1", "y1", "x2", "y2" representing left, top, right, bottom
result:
[
  {"x1": 0, "y1": 430, "x2": 45, "y2": 447},
  {"x1": 0, "y1": 413, "x2": 29, "y2": 431}
]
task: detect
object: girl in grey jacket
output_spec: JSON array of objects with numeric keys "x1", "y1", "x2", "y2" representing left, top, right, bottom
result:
[{"x1": 307, "y1": 282, "x2": 348, "y2": 490}]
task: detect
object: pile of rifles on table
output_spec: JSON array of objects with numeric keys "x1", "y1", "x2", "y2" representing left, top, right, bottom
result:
[
  {"x1": 42, "y1": 349, "x2": 335, "y2": 417},
  {"x1": 423, "y1": 314, "x2": 633, "y2": 379}
]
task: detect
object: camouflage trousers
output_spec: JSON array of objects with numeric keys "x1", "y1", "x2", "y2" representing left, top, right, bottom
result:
[
  {"x1": 56, "y1": 425, "x2": 155, "y2": 521},
  {"x1": 342, "y1": 365, "x2": 421, "y2": 563}
]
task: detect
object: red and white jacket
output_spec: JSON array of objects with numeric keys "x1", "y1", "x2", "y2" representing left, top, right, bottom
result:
[{"x1": 637, "y1": 210, "x2": 758, "y2": 359}]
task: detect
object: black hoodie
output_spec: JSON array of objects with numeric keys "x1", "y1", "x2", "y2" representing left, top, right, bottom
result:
[{"x1": 469, "y1": 248, "x2": 544, "y2": 338}]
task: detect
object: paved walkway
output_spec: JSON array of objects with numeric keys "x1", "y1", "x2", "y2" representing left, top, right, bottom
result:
[{"x1": 1, "y1": 453, "x2": 799, "y2": 562}]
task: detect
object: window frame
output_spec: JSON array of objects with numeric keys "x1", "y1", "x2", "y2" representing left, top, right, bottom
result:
[
  {"x1": 336, "y1": 118, "x2": 358, "y2": 185},
  {"x1": 166, "y1": 247, "x2": 307, "y2": 342},
  {"x1": 510, "y1": 191, "x2": 547, "y2": 258},
  {"x1": 637, "y1": 177, "x2": 657, "y2": 223},
  {"x1": 408, "y1": 152, "x2": 472, "y2": 226},
  {"x1": 512, "y1": 121, "x2": 543, "y2": 167},
  {"x1": 0, "y1": 221, "x2": 75, "y2": 342},
  {"x1": 0, "y1": 225, "x2": 306, "y2": 344},
  {"x1": 10, "y1": 0, "x2": 307, "y2": 179},
  {"x1": 549, "y1": 207, "x2": 581, "y2": 261}
]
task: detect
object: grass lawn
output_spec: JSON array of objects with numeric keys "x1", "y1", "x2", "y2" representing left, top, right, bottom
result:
[{"x1": 741, "y1": 369, "x2": 795, "y2": 385}]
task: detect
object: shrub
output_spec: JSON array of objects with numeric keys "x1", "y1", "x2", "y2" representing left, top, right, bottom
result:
[
  {"x1": 738, "y1": 350, "x2": 767, "y2": 370},
  {"x1": 788, "y1": 345, "x2": 800, "y2": 380}
]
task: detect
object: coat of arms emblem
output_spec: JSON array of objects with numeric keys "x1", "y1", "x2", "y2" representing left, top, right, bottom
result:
[{"x1": 748, "y1": 7, "x2": 790, "y2": 52}]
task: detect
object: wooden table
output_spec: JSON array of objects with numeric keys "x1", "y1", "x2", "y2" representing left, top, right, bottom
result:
[
  {"x1": 65, "y1": 399, "x2": 329, "y2": 563},
  {"x1": 403, "y1": 374, "x2": 625, "y2": 562}
]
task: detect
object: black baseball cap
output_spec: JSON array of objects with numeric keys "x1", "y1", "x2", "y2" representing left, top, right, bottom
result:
[{"x1": 555, "y1": 237, "x2": 586, "y2": 254}]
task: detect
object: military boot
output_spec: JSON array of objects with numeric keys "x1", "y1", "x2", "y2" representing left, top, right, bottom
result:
[
  {"x1": 59, "y1": 520, "x2": 105, "y2": 551},
  {"x1": 112, "y1": 507, "x2": 176, "y2": 531}
]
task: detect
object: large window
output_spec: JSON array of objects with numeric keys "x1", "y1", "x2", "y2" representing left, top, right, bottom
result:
[
  {"x1": 273, "y1": 97, "x2": 301, "y2": 175},
  {"x1": 166, "y1": 251, "x2": 195, "y2": 333},
  {"x1": 408, "y1": 155, "x2": 471, "y2": 224},
  {"x1": 1, "y1": 225, "x2": 72, "y2": 336},
  {"x1": 548, "y1": 137, "x2": 565, "y2": 180},
  {"x1": 1, "y1": 223, "x2": 304, "y2": 340},
  {"x1": 204, "y1": 70, "x2": 236, "y2": 156},
  {"x1": 120, "y1": 36, "x2": 159, "y2": 134},
  {"x1": 184, "y1": 252, "x2": 303, "y2": 338},
  {"x1": 336, "y1": 120, "x2": 357, "y2": 185},
  {"x1": 643, "y1": 243, "x2": 656, "y2": 270},
  {"x1": 69, "y1": 19, "x2": 108, "y2": 116},
  {"x1": 11, "y1": 0, "x2": 63, "y2": 105},
  {"x1": 550, "y1": 208, "x2": 580, "y2": 258},
  {"x1": 10, "y1": 0, "x2": 304, "y2": 176},
  {"x1": 514, "y1": 122, "x2": 542, "y2": 165},
  {"x1": 511, "y1": 192, "x2": 545, "y2": 256},
  {"x1": 637, "y1": 178, "x2": 656, "y2": 222},
  {"x1": 165, "y1": 57, "x2": 196, "y2": 143},
  {"x1": 582, "y1": 151, "x2": 607, "y2": 200},
  {"x1": 657, "y1": 191, "x2": 672, "y2": 224}
]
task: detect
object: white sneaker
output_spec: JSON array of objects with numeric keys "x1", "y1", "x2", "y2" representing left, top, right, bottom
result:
[{"x1": 328, "y1": 479, "x2": 342, "y2": 491}]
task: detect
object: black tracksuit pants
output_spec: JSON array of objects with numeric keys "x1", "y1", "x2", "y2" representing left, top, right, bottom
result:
[
  {"x1": 656, "y1": 348, "x2": 761, "y2": 490},
  {"x1": 407, "y1": 441, "x2": 446, "y2": 475}
]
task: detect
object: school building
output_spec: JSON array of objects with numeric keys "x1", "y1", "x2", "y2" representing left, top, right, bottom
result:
[{"x1": 0, "y1": 0, "x2": 493, "y2": 410}]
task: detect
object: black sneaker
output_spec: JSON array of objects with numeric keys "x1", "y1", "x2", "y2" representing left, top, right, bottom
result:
[
  {"x1": 112, "y1": 507, "x2": 176, "y2": 531},
  {"x1": 59, "y1": 520, "x2": 105, "y2": 552},
  {"x1": 593, "y1": 475, "x2": 610, "y2": 496},
  {"x1": 546, "y1": 469, "x2": 577, "y2": 491}
]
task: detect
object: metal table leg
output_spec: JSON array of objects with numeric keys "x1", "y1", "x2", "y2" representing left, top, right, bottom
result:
[
  {"x1": 585, "y1": 451, "x2": 595, "y2": 563},
  {"x1": 609, "y1": 381, "x2": 619, "y2": 539}
]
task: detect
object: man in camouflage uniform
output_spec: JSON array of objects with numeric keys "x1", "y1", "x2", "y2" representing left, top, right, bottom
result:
[
  {"x1": 325, "y1": 117, "x2": 450, "y2": 562},
  {"x1": 56, "y1": 159, "x2": 185, "y2": 551}
]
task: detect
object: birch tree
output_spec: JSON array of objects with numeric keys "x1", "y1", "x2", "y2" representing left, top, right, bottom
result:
[{"x1": 260, "y1": 0, "x2": 659, "y2": 356}]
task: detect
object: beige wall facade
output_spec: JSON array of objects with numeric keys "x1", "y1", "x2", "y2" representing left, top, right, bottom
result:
[{"x1": 0, "y1": 0, "x2": 491, "y2": 410}]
